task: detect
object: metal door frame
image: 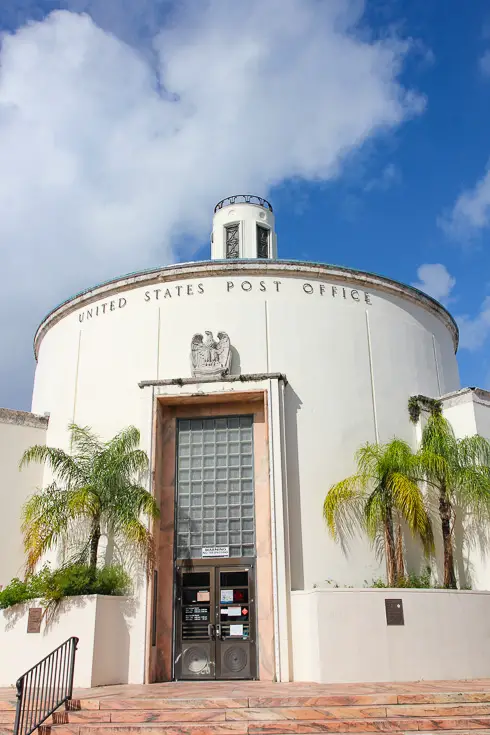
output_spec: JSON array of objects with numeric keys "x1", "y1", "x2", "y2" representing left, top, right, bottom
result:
[
  {"x1": 174, "y1": 564, "x2": 217, "y2": 681},
  {"x1": 215, "y1": 563, "x2": 257, "y2": 680}
]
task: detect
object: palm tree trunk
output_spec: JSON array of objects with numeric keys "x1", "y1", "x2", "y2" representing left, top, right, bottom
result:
[
  {"x1": 89, "y1": 521, "x2": 101, "y2": 573},
  {"x1": 439, "y1": 486, "x2": 457, "y2": 589},
  {"x1": 384, "y1": 508, "x2": 397, "y2": 587},
  {"x1": 395, "y1": 517, "x2": 405, "y2": 581}
]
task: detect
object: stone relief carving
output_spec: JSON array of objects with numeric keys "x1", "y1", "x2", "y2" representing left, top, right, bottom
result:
[{"x1": 191, "y1": 331, "x2": 231, "y2": 378}]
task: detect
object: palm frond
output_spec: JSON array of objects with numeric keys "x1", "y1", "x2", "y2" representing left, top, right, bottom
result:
[
  {"x1": 323, "y1": 475, "x2": 366, "y2": 540},
  {"x1": 421, "y1": 415, "x2": 458, "y2": 461},
  {"x1": 68, "y1": 423, "x2": 102, "y2": 449},
  {"x1": 454, "y1": 465, "x2": 490, "y2": 515},
  {"x1": 458, "y1": 435, "x2": 490, "y2": 468},
  {"x1": 21, "y1": 483, "x2": 73, "y2": 574},
  {"x1": 68, "y1": 486, "x2": 101, "y2": 517},
  {"x1": 113, "y1": 516, "x2": 156, "y2": 573},
  {"x1": 364, "y1": 488, "x2": 384, "y2": 541},
  {"x1": 19, "y1": 446, "x2": 85, "y2": 487},
  {"x1": 388, "y1": 472, "x2": 434, "y2": 553}
]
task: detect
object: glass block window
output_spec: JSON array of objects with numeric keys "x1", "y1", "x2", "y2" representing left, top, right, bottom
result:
[
  {"x1": 176, "y1": 416, "x2": 255, "y2": 559},
  {"x1": 225, "y1": 224, "x2": 239, "y2": 258},
  {"x1": 256, "y1": 225, "x2": 269, "y2": 258}
]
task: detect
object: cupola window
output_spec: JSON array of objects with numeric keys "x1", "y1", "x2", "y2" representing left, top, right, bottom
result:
[
  {"x1": 225, "y1": 224, "x2": 239, "y2": 258},
  {"x1": 256, "y1": 225, "x2": 269, "y2": 258}
]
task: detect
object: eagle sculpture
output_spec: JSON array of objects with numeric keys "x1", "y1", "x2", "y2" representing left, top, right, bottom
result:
[{"x1": 190, "y1": 331, "x2": 231, "y2": 377}]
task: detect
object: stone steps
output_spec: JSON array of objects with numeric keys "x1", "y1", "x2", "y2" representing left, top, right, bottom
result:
[
  {"x1": 32, "y1": 726, "x2": 490, "y2": 735},
  {"x1": 4, "y1": 687, "x2": 490, "y2": 735},
  {"x1": 30, "y1": 704, "x2": 490, "y2": 724}
]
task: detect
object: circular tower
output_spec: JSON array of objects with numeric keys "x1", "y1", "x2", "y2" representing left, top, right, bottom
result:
[{"x1": 211, "y1": 195, "x2": 277, "y2": 260}]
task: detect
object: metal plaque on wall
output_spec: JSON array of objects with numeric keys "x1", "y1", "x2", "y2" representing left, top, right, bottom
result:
[
  {"x1": 27, "y1": 607, "x2": 43, "y2": 634},
  {"x1": 385, "y1": 598, "x2": 404, "y2": 626}
]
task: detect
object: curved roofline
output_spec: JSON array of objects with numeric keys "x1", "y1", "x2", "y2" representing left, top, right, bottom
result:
[{"x1": 33, "y1": 259, "x2": 459, "y2": 358}]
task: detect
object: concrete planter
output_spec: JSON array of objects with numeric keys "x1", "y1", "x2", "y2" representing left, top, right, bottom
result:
[
  {"x1": 0, "y1": 595, "x2": 134, "y2": 688},
  {"x1": 291, "y1": 587, "x2": 490, "y2": 683}
]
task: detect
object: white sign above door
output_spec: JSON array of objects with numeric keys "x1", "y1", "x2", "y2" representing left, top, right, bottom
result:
[{"x1": 202, "y1": 546, "x2": 230, "y2": 558}]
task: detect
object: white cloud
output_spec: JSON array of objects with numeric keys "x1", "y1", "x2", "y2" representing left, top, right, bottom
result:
[
  {"x1": 0, "y1": 0, "x2": 424, "y2": 408},
  {"x1": 457, "y1": 296, "x2": 490, "y2": 351},
  {"x1": 480, "y1": 50, "x2": 490, "y2": 77},
  {"x1": 411, "y1": 263, "x2": 456, "y2": 306},
  {"x1": 440, "y1": 164, "x2": 490, "y2": 240}
]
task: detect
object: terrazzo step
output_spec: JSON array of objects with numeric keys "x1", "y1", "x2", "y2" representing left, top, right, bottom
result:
[
  {"x1": 249, "y1": 697, "x2": 490, "y2": 709},
  {"x1": 36, "y1": 716, "x2": 490, "y2": 735},
  {"x1": 44, "y1": 704, "x2": 490, "y2": 724},
  {"x1": 70, "y1": 695, "x2": 490, "y2": 712},
  {"x1": 74, "y1": 700, "x2": 250, "y2": 711}
]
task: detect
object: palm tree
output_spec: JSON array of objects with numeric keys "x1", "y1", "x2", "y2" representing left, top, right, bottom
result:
[
  {"x1": 323, "y1": 439, "x2": 433, "y2": 586},
  {"x1": 20, "y1": 424, "x2": 160, "y2": 575},
  {"x1": 418, "y1": 414, "x2": 490, "y2": 589}
]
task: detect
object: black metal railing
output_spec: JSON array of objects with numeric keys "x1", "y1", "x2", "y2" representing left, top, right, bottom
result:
[
  {"x1": 14, "y1": 637, "x2": 79, "y2": 735},
  {"x1": 214, "y1": 195, "x2": 273, "y2": 213}
]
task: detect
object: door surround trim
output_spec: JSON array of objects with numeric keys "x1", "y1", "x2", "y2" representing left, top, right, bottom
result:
[{"x1": 146, "y1": 391, "x2": 275, "y2": 683}]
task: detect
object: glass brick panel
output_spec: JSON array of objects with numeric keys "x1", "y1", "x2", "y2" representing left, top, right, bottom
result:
[{"x1": 175, "y1": 415, "x2": 256, "y2": 558}]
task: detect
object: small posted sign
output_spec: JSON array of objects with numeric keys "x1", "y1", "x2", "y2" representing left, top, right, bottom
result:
[
  {"x1": 202, "y1": 546, "x2": 229, "y2": 558},
  {"x1": 385, "y1": 599, "x2": 404, "y2": 626}
]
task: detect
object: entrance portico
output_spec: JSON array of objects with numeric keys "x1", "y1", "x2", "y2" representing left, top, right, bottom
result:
[{"x1": 142, "y1": 375, "x2": 291, "y2": 683}]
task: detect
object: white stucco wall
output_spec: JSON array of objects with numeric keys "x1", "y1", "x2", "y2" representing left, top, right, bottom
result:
[
  {"x1": 0, "y1": 596, "x2": 133, "y2": 688},
  {"x1": 27, "y1": 259, "x2": 460, "y2": 683},
  {"x1": 0, "y1": 410, "x2": 48, "y2": 588},
  {"x1": 31, "y1": 263, "x2": 459, "y2": 591},
  {"x1": 291, "y1": 588, "x2": 490, "y2": 683}
]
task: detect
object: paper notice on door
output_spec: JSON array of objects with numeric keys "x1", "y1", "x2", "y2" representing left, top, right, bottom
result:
[
  {"x1": 230, "y1": 624, "x2": 243, "y2": 636},
  {"x1": 197, "y1": 591, "x2": 210, "y2": 602},
  {"x1": 227, "y1": 606, "x2": 241, "y2": 616},
  {"x1": 220, "y1": 590, "x2": 233, "y2": 603}
]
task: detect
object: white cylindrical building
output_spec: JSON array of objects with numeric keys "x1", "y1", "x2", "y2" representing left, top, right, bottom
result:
[{"x1": 27, "y1": 195, "x2": 463, "y2": 684}]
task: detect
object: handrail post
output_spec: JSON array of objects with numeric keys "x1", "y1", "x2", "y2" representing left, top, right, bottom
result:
[
  {"x1": 67, "y1": 637, "x2": 79, "y2": 701},
  {"x1": 13, "y1": 676, "x2": 24, "y2": 735}
]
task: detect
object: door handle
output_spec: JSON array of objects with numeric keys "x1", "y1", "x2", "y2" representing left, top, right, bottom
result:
[
  {"x1": 208, "y1": 623, "x2": 215, "y2": 639},
  {"x1": 216, "y1": 623, "x2": 222, "y2": 639}
]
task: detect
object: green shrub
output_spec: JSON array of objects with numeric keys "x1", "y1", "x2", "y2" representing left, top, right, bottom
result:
[
  {"x1": 367, "y1": 567, "x2": 447, "y2": 589},
  {"x1": 0, "y1": 578, "x2": 32, "y2": 609},
  {"x1": 0, "y1": 564, "x2": 131, "y2": 610}
]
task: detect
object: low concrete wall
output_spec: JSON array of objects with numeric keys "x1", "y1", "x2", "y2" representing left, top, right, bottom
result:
[
  {"x1": 291, "y1": 588, "x2": 490, "y2": 683},
  {"x1": 0, "y1": 595, "x2": 134, "y2": 688}
]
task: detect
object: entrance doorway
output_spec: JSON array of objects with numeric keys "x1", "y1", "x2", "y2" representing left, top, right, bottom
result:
[
  {"x1": 174, "y1": 564, "x2": 256, "y2": 679},
  {"x1": 150, "y1": 398, "x2": 276, "y2": 684},
  {"x1": 172, "y1": 415, "x2": 257, "y2": 680}
]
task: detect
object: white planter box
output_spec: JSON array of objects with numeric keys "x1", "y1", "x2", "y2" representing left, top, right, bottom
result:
[
  {"x1": 291, "y1": 587, "x2": 490, "y2": 683},
  {"x1": 0, "y1": 595, "x2": 133, "y2": 688}
]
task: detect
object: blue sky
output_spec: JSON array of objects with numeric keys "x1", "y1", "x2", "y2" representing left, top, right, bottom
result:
[{"x1": 1, "y1": 0, "x2": 490, "y2": 408}]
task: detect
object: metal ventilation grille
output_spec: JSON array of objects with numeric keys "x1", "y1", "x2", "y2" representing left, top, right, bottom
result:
[
  {"x1": 219, "y1": 641, "x2": 251, "y2": 679},
  {"x1": 182, "y1": 644, "x2": 212, "y2": 677}
]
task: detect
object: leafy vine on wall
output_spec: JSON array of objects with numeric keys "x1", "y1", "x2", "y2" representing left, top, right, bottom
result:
[{"x1": 408, "y1": 395, "x2": 442, "y2": 424}]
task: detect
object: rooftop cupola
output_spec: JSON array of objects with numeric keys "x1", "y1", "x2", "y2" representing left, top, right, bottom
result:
[{"x1": 211, "y1": 195, "x2": 277, "y2": 261}]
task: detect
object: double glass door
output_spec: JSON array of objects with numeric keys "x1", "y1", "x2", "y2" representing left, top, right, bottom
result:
[{"x1": 174, "y1": 564, "x2": 256, "y2": 680}]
